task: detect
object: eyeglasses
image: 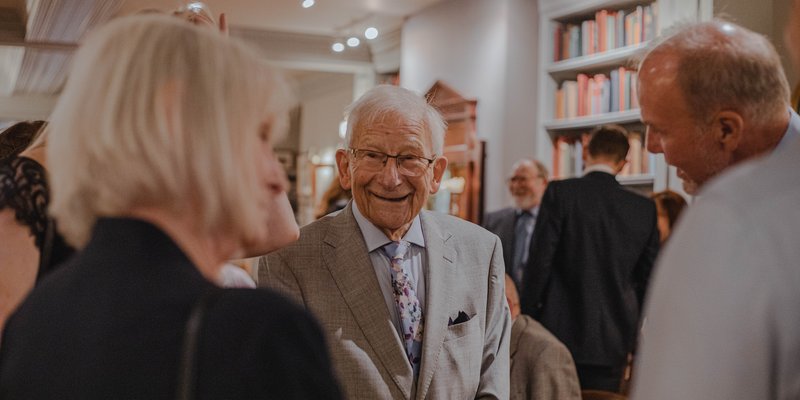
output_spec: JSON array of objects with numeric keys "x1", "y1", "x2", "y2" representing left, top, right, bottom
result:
[{"x1": 349, "y1": 148, "x2": 435, "y2": 177}]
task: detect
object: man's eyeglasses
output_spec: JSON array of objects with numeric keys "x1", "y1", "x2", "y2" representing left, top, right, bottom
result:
[{"x1": 349, "y1": 148, "x2": 435, "y2": 177}]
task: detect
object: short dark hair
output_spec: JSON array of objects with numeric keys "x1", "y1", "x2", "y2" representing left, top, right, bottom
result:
[
  {"x1": 0, "y1": 121, "x2": 47, "y2": 161},
  {"x1": 587, "y1": 124, "x2": 629, "y2": 163}
]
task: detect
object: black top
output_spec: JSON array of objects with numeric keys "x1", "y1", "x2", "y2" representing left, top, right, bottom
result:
[
  {"x1": 0, "y1": 218, "x2": 342, "y2": 399},
  {"x1": 0, "y1": 155, "x2": 74, "y2": 279}
]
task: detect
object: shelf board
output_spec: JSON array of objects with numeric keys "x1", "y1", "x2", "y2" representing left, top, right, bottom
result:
[
  {"x1": 547, "y1": 42, "x2": 649, "y2": 76},
  {"x1": 617, "y1": 174, "x2": 654, "y2": 185},
  {"x1": 545, "y1": 109, "x2": 641, "y2": 133}
]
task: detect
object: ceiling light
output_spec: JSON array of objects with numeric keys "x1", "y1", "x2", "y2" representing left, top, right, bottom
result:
[
  {"x1": 332, "y1": 42, "x2": 345, "y2": 52},
  {"x1": 346, "y1": 37, "x2": 360, "y2": 47},
  {"x1": 364, "y1": 27, "x2": 378, "y2": 40},
  {"x1": 301, "y1": 0, "x2": 315, "y2": 8}
]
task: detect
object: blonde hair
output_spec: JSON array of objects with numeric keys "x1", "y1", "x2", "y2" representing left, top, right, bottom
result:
[{"x1": 48, "y1": 14, "x2": 292, "y2": 247}]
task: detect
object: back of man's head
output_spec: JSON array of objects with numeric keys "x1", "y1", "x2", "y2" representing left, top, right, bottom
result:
[
  {"x1": 587, "y1": 125, "x2": 630, "y2": 164},
  {"x1": 642, "y1": 19, "x2": 789, "y2": 128}
]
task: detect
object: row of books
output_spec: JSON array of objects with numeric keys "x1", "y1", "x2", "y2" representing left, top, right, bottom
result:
[
  {"x1": 554, "y1": 68, "x2": 639, "y2": 119},
  {"x1": 552, "y1": 133, "x2": 650, "y2": 179},
  {"x1": 553, "y1": 2, "x2": 658, "y2": 61}
]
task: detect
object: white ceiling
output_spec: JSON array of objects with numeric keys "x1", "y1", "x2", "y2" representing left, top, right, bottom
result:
[{"x1": 116, "y1": 0, "x2": 443, "y2": 37}]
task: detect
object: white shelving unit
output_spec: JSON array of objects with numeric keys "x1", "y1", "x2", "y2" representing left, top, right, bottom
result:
[{"x1": 536, "y1": 0, "x2": 702, "y2": 192}]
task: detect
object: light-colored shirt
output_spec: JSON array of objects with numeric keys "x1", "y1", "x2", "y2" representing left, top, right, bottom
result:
[
  {"x1": 775, "y1": 108, "x2": 800, "y2": 152},
  {"x1": 631, "y1": 110, "x2": 800, "y2": 400},
  {"x1": 582, "y1": 163, "x2": 616, "y2": 176},
  {"x1": 352, "y1": 201, "x2": 427, "y2": 340}
]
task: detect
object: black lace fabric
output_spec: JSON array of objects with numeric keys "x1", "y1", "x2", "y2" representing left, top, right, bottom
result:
[{"x1": 0, "y1": 156, "x2": 49, "y2": 249}]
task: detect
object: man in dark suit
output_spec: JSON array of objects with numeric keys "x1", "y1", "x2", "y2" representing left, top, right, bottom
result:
[
  {"x1": 520, "y1": 125, "x2": 659, "y2": 393},
  {"x1": 482, "y1": 158, "x2": 549, "y2": 289}
]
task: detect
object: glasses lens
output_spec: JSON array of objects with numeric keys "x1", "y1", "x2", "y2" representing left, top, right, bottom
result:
[{"x1": 397, "y1": 156, "x2": 428, "y2": 177}]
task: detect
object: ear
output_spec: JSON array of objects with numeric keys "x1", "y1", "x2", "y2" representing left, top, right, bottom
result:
[
  {"x1": 429, "y1": 156, "x2": 449, "y2": 194},
  {"x1": 613, "y1": 158, "x2": 627, "y2": 174},
  {"x1": 335, "y1": 149, "x2": 352, "y2": 190},
  {"x1": 712, "y1": 110, "x2": 744, "y2": 152}
]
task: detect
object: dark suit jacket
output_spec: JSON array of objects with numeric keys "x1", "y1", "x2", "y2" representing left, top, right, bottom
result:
[
  {"x1": 482, "y1": 207, "x2": 519, "y2": 276},
  {"x1": 0, "y1": 218, "x2": 342, "y2": 400},
  {"x1": 520, "y1": 171, "x2": 659, "y2": 368}
]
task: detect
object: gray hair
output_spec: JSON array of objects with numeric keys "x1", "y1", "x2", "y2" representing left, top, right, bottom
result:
[
  {"x1": 640, "y1": 19, "x2": 790, "y2": 127},
  {"x1": 48, "y1": 15, "x2": 292, "y2": 246},
  {"x1": 344, "y1": 85, "x2": 447, "y2": 156},
  {"x1": 512, "y1": 158, "x2": 550, "y2": 180}
]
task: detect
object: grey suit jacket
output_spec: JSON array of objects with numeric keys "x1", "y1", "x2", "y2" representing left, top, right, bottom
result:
[
  {"x1": 259, "y1": 204, "x2": 511, "y2": 399},
  {"x1": 510, "y1": 315, "x2": 581, "y2": 400}
]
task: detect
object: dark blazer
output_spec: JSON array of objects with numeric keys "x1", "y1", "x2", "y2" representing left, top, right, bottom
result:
[
  {"x1": 520, "y1": 171, "x2": 659, "y2": 368},
  {"x1": 0, "y1": 218, "x2": 342, "y2": 400},
  {"x1": 482, "y1": 207, "x2": 518, "y2": 276}
]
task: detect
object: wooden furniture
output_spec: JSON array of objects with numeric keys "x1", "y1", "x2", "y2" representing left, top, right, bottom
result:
[{"x1": 426, "y1": 81, "x2": 485, "y2": 224}]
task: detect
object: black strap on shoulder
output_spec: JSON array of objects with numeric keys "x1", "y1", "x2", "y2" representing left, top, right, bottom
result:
[
  {"x1": 176, "y1": 289, "x2": 222, "y2": 400},
  {"x1": 36, "y1": 217, "x2": 54, "y2": 281}
]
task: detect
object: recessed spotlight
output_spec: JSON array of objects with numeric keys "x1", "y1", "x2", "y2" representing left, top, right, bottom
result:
[
  {"x1": 346, "y1": 37, "x2": 360, "y2": 47},
  {"x1": 332, "y1": 42, "x2": 345, "y2": 52},
  {"x1": 364, "y1": 27, "x2": 378, "y2": 40},
  {"x1": 301, "y1": 0, "x2": 314, "y2": 8}
]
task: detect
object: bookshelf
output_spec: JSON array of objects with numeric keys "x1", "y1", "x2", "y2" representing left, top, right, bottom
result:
[{"x1": 537, "y1": 0, "x2": 701, "y2": 192}]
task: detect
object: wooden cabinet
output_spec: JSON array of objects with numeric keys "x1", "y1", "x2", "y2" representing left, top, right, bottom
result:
[{"x1": 426, "y1": 81, "x2": 485, "y2": 224}]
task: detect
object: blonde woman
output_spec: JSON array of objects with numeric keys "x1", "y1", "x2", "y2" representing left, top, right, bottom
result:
[{"x1": 0, "y1": 15, "x2": 341, "y2": 399}]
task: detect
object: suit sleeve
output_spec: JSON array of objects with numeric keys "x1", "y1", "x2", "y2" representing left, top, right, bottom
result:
[
  {"x1": 257, "y1": 252, "x2": 305, "y2": 307},
  {"x1": 520, "y1": 183, "x2": 562, "y2": 317},
  {"x1": 633, "y1": 204, "x2": 659, "y2": 308},
  {"x1": 476, "y1": 234, "x2": 512, "y2": 399},
  {"x1": 528, "y1": 336, "x2": 582, "y2": 400}
]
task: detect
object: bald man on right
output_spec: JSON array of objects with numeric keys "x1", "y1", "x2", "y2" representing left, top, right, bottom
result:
[
  {"x1": 637, "y1": 20, "x2": 798, "y2": 194},
  {"x1": 631, "y1": 18, "x2": 800, "y2": 400}
]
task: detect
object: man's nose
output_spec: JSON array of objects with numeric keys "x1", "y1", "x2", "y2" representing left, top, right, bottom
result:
[
  {"x1": 645, "y1": 129, "x2": 663, "y2": 154},
  {"x1": 378, "y1": 157, "x2": 403, "y2": 185}
]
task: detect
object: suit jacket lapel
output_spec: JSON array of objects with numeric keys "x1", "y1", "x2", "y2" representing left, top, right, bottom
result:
[
  {"x1": 415, "y1": 211, "x2": 456, "y2": 400},
  {"x1": 323, "y1": 205, "x2": 415, "y2": 398}
]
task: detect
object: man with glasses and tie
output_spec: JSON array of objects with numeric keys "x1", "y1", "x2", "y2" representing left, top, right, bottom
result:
[
  {"x1": 259, "y1": 85, "x2": 510, "y2": 399},
  {"x1": 482, "y1": 159, "x2": 549, "y2": 291}
]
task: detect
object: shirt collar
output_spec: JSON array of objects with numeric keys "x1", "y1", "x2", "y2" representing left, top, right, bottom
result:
[
  {"x1": 583, "y1": 163, "x2": 616, "y2": 176},
  {"x1": 776, "y1": 108, "x2": 800, "y2": 153},
  {"x1": 352, "y1": 201, "x2": 425, "y2": 252},
  {"x1": 516, "y1": 206, "x2": 539, "y2": 217}
]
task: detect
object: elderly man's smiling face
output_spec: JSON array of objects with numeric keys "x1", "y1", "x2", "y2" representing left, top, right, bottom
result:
[{"x1": 336, "y1": 116, "x2": 447, "y2": 241}]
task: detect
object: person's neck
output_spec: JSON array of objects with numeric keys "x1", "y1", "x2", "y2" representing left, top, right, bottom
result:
[
  {"x1": 735, "y1": 115, "x2": 791, "y2": 162},
  {"x1": 19, "y1": 145, "x2": 46, "y2": 167},
  {"x1": 381, "y1": 224, "x2": 411, "y2": 242},
  {"x1": 125, "y1": 206, "x2": 236, "y2": 283},
  {"x1": 585, "y1": 159, "x2": 621, "y2": 175}
]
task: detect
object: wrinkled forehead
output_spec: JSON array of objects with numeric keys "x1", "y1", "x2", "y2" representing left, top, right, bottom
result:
[{"x1": 353, "y1": 114, "x2": 433, "y2": 148}]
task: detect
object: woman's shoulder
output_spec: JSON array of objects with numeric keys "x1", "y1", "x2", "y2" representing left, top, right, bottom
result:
[
  {"x1": 210, "y1": 288, "x2": 314, "y2": 326},
  {"x1": 0, "y1": 155, "x2": 50, "y2": 248}
]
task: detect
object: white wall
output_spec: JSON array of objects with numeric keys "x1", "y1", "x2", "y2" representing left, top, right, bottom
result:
[
  {"x1": 401, "y1": 0, "x2": 539, "y2": 212},
  {"x1": 297, "y1": 73, "x2": 354, "y2": 154}
]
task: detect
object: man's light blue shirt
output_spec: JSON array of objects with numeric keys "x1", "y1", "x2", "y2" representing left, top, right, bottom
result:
[{"x1": 352, "y1": 201, "x2": 427, "y2": 340}]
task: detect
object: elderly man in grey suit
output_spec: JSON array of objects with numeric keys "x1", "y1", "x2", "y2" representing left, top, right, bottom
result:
[
  {"x1": 259, "y1": 85, "x2": 511, "y2": 399},
  {"x1": 504, "y1": 274, "x2": 581, "y2": 400}
]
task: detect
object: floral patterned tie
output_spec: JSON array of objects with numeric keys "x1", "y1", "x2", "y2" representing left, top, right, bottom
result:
[{"x1": 383, "y1": 240, "x2": 423, "y2": 376}]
